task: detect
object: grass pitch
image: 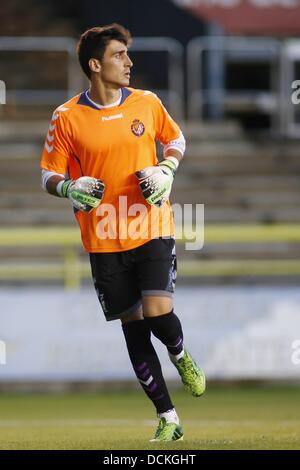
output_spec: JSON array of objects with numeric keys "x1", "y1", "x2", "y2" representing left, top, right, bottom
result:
[{"x1": 0, "y1": 386, "x2": 299, "y2": 450}]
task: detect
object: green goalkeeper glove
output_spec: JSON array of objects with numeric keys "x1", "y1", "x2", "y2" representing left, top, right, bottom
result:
[
  {"x1": 135, "y1": 158, "x2": 177, "y2": 207},
  {"x1": 60, "y1": 176, "x2": 105, "y2": 212}
]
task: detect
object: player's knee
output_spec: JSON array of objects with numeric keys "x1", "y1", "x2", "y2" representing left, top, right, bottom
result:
[{"x1": 142, "y1": 295, "x2": 173, "y2": 317}]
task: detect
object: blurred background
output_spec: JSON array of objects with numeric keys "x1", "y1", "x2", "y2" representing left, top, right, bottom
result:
[{"x1": 0, "y1": 0, "x2": 300, "y2": 450}]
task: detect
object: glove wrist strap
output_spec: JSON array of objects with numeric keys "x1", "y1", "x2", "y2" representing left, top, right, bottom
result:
[
  {"x1": 165, "y1": 156, "x2": 179, "y2": 171},
  {"x1": 57, "y1": 179, "x2": 70, "y2": 198},
  {"x1": 159, "y1": 157, "x2": 178, "y2": 176}
]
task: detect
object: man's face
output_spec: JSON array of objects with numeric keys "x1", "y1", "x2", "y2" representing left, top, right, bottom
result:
[{"x1": 94, "y1": 39, "x2": 133, "y2": 88}]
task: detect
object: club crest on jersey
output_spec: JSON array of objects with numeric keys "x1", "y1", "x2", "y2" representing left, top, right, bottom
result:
[{"x1": 131, "y1": 119, "x2": 145, "y2": 137}]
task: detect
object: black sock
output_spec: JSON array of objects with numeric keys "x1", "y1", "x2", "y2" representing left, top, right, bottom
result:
[
  {"x1": 144, "y1": 311, "x2": 184, "y2": 357},
  {"x1": 122, "y1": 319, "x2": 174, "y2": 414}
]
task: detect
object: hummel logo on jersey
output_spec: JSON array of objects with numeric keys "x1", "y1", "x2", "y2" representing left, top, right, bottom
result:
[
  {"x1": 44, "y1": 107, "x2": 68, "y2": 153},
  {"x1": 45, "y1": 142, "x2": 53, "y2": 153},
  {"x1": 102, "y1": 113, "x2": 123, "y2": 121},
  {"x1": 139, "y1": 375, "x2": 153, "y2": 386}
]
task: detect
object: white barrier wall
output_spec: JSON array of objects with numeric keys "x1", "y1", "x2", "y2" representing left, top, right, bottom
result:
[{"x1": 0, "y1": 286, "x2": 300, "y2": 381}]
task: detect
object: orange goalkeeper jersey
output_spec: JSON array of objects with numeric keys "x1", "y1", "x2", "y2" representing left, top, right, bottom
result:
[{"x1": 41, "y1": 87, "x2": 182, "y2": 252}]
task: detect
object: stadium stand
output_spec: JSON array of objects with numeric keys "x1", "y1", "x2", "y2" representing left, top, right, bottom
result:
[
  {"x1": 1, "y1": 117, "x2": 300, "y2": 284},
  {"x1": 1, "y1": 1, "x2": 300, "y2": 283}
]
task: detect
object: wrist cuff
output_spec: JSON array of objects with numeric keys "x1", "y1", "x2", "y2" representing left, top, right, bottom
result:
[
  {"x1": 56, "y1": 180, "x2": 65, "y2": 197},
  {"x1": 165, "y1": 156, "x2": 179, "y2": 170}
]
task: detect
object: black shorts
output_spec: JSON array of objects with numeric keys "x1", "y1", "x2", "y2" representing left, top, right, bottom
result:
[{"x1": 89, "y1": 237, "x2": 177, "y2": 321}]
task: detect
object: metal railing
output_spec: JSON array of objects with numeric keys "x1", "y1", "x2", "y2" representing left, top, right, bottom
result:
[
  {"x1": 187, "y1": 37, "x2": 281, "y2": 129},
  {"x1": 1, "y1": 35, "x2": 299, "y2": 134},
  {"x1": 187, "y1": 36, "x2": 300, "y2": 136},
  {"x1": 280, "y1": 39, "x2": 300, "y2": 137},
  {"x1": 130, "y1": 37, "x2": 184, "y2": 119},
  {"x1": 0, "y1": 36, "x2": 85, "y2": 104},
  {"x1": 0, "y1": 36, "x2": 184, "y2": 119}
]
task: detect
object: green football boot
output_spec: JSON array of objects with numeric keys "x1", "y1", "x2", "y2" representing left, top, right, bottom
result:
[
  {"x1": 150, "y1": 417, "x2": 183, "y2": 442},
  {"x1": 172, "y1": 350, "x2": 206, "y2": 397}
]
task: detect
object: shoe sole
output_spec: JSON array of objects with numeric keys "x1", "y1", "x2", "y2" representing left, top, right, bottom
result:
[
  {"x1": 149, "y1": 435, "x2": 184, "y2": 442},
  {"x1": 185, "y1": 385, "x2": 206, "y2": 397}
]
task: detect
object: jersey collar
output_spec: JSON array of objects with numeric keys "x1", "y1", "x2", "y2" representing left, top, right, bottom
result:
[{"x1": 77, "y1": 87, "x2": 132, "y2": 110}]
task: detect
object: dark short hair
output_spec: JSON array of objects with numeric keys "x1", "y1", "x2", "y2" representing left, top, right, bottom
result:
[{"x1": 77, "y1": 23, "x2": 132, "y2": 78}]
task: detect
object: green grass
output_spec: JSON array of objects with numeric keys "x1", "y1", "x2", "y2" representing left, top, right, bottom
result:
[{"x1": 0, "y1": 387, "x2": 300, "y2": 450}]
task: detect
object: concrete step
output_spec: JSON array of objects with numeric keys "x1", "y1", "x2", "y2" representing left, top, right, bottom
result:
[
  {"x1": 0, "y1": 208, "x2": 74, "y2": 225},
  {"x1": 176, "y1": 241, "x2": 300, "y2": 260},
  {"x1": 183, "y1": 156, "x2": 300, "y2": 176},
  {"x1": 179, "y1": 120, "x2": 244, "y2": 140},
  {"x1": 172, "y1": 188, "x2": 300, "y2": 207},
  {"x1": 0, "y1": 119, "x2": 243, "y2": 142},
  {"x1": 174, "y1": 175, "x2": 300, "y2": 191},
  {"x1": 201, "y1": 206, "x2": 300, "y2": 224},
  {"x1": 0, "y1": 121, "x2": 49, "y2": 141},
  {"x1": 185, "y1": 141, "x2": 300, "y2": 160}
]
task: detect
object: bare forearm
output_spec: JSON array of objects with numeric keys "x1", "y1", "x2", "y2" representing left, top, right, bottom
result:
[{"x1": 46, "y1": 175, "x2": 65, "y2": 196}]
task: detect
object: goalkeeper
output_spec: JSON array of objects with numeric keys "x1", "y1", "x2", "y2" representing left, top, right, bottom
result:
[{"x1": 41, "y1": 23, "x2": 205, "y2": 442}]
